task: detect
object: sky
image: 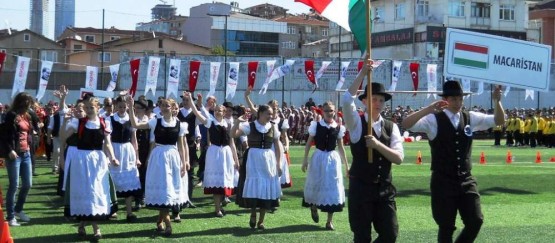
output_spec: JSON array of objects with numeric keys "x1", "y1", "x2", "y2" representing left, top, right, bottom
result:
[{"x1": 0, "y1": 0, "x2": 311, "y2": 39}]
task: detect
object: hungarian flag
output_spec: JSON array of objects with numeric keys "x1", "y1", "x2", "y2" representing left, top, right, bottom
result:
[
  {"x1": 129, "y1": 59, "x2": 140, "y2": 98},
  {"x1": 295, "y1": 0, "x2": 369, "y2": 53},
  {"x1": 247, "y1": 61, "x2": 258, "y2": 88},
  {"x1": 453, "y1": 42, "x2": 489, "y2": 69},
  {"x1": 189, "y1": 61, "x2": 201, "y2": 92}
]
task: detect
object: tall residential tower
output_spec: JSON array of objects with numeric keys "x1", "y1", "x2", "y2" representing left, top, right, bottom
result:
[
  {"x1": 30, "y1": 0, "x2": 49, "y2": 36},
  {"x1": 54, "y1": 0, "x2": 75, "y2": 40}
]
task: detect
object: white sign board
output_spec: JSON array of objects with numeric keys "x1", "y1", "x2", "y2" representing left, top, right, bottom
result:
[{"x1": 444, "y1": 28, "x2": 551, "y2": 91}]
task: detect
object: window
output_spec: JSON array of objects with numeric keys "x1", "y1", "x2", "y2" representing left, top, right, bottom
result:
[
  {"x1": 24, "y1": 33, "x2": 31, "y2": 42},
  {"x1": 287, "y1": 26, "x2": 297, "y2": 35},
  {"x1": 471, "y1": 2, "x2": 490, "y2": 18},
  {"x1": 85, "y1": 35, "x2": 95, "y2": 43},
  {"x1": 73, "y1": 44, "x2": 83, "y2": 51},
  {"x1": 281, "y1": 41, "x2": 295, "y2": 49},
  {"x1": 416, "y1": 1, "x2": 429, "y2": 17},
  {"x1": 305, "y1": 26, "x2": 312, "y2": 34},
  {"x1": 321, "y1": 28, "x2": 329, "y2": 37},
  {"x1": 40, "y1": 51, "x2": 58, "y2": 62},
  {"x1": 110, "y1": 36, "x2": 120, "y2": 41},
  {"x1": 395, "y1": 3, "x2": 406, "y2": 20},
  {"x1": 374, "y1": 7, "x2": 385, "y2": 22},
  {"x1": 449, "y1": 0, "x2": 465, "y2": 17},
  {"x1": 159, "y1": 39, "x2": 163, "y2": 48},
  {"x1": 499, "y1": 5, "x2": 515, "y2": 21},
  {"x1": 98, "y1": 52, "x2": 111, "y2": 62}
]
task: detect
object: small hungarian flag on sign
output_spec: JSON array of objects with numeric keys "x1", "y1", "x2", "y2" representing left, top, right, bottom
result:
[{"x1": 453, "y1": 42, "x2": 489, "y2": 69}]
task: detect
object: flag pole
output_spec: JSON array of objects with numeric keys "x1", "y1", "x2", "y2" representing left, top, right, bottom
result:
[{"x1": 365, "y1": 0, "x2": 373, "y2": 164}]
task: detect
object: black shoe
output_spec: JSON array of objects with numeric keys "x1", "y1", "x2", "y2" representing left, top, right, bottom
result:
[
  {"x1": 249, "y1": 215, "x2": 256, "y2": 229},
  {"x1": 126, "y1": 213, "x2": 137, "y2": 222},
  {"x1": 310, "y1": 207, "x2": 319, "y2": 223},
  {"x1": 215, "y1": 211, "x2": 224, "y2": 218},
  {"x1": 325, "y1": 222, "x2": 335, "y2": 231}
]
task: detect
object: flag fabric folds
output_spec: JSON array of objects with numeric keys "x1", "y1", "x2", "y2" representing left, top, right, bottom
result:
[{"x1": 129, "y1": 59, "x2": 141, "y2": 98}]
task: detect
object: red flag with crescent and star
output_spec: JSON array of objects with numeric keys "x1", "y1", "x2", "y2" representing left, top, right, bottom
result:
[
  {"x1": 248, "y1": 61, "x2": 258, "y2": 88},
  {"x1": 189, "y1": 61, "x2": 201, "y2": 92},
  {"x1": 304, "y1": 60, "x2": 316, "y2": 90},
  {"x1": 409, "y1": 62, "x2": 420, "y2": 96},
  {"x1": 0, "y1": 52, "x2": 6, "y2": 76},
  {"x1": 129, "y1": 59, "x2": 140, "y2": 98}
]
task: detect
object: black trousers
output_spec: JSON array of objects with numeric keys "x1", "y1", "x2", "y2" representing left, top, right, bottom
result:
[
  {"x1": 505, "y1": 131, "x2": 513, "y2": 145},
  {"x1": 187, "y1": 144, "x2": 199, "y2": 200},
  {"x1": 513, "y1": 131, "x2": 522, "y2": 146},
  {"x1": 537, "y1": 131, "x2": 543, "y2": 146},
  {"x1": 348, "y1": 177, "x2": 398, "y2": 243},
  {"x1": 431, "y1": 172, "x2": 483, "y2": 243},
  {"x1": 530, "y1": 132, "x2": 537, "y2": 148},
  {"x1": 493, "y1": 131, "x2": 501, "y2": 145}
]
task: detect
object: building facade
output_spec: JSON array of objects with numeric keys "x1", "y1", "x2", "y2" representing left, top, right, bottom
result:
[
  {"x1": 54, "y1": 0, "x2": 75, "y2": 40},
  {"x1": 245, "y1": 3, "x2": 288, "y2": 19},
  {"x1": 183, "y1": 2, "x2": 286, "y2": 56},
  {"x1": 329, "y1": 0, "x2": 540, "y2": 59},
  {"x1": 136, "y1": 16, "x2": 188, "y2": 37},
  {"x1": 530, "y1": 0, "x2": 555, "y2": 58},
  {"x1": 274, "y1": 13, "x2": 330, "y2": 57},
  {"x1": 30, "y1": 0, "x2": 49, "y2": 37}
]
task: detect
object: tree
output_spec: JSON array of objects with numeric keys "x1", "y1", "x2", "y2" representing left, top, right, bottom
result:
[{"x1": 210, "y1": 45, "x2": 235, "y2": 56}]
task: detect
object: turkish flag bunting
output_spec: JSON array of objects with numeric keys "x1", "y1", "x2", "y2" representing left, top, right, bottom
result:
[
  {"x1": 189, "y1": 61, "x2": 201, "y2": 92},
  {"x1": 410, "y1": 62, "x2": 420, "y2": 96},
  {"x1": 304, "y1": 60, "x2": 316, "y2": 85},
  {"x1": 247, "y1": 61, "x2": 258, "y2": 88},
  {"x1": 129, "y1": 59, "x2": 140, "y2": 98},
  {"x1": 0, "y1": 52, "x2": 6, "y2": 76}
]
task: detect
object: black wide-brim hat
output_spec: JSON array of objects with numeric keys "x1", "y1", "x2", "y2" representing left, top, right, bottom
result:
[
  {"x1": 358, "y1": 82, "x2": 392, "y2": 101},
  {"x1": 439, "y1": 80, "x2": 471, "y2": 97}
]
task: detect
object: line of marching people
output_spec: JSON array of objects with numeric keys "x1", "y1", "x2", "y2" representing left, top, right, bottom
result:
[{"x1": 503, "y1": 110, "x2": 555, "y2": 148}]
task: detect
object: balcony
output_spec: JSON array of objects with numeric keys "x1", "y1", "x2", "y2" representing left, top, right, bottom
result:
[{"x1": 470, "y1": 17, "x2": 490, "y2": 27}]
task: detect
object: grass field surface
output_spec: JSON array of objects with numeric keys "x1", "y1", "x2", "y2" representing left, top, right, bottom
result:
[{"x1": 2, "y1": 140, "x2": 555, "y2": 242}]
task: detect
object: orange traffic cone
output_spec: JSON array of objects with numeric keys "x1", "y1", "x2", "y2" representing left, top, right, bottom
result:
[
  {"x1": 506, "y1": 150, "x2": 512, "y2": 164},
  {"x1": 480, "y1": 152, "x2": 486, "y2": 164},
  {"x1": 535, "y1": 151, "x2": 542, "y2": 164},
  {"x1": 0, "y1": 221, "x2": 14, "y2": 243},
  {"x1": 416, "y1": 151, "x2": 422, "y2": 165}
]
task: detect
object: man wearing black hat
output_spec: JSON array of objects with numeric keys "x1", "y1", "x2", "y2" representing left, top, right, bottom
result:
[
  {"x1": 402, "y1": 80, "x2": 505, "y2": 242},
  {"x1": 342, "y1": 61, "x2": 404, "y2": 243}
]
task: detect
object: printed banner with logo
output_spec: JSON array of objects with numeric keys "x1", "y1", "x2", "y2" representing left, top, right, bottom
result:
[
  {"x1": 390, "y1": 61, "x2": 402, "y2": 91},
  {"x1": 207, "y1": 62, "x2": 221, "y2": 97},
  {"x1": 426, "y1": 64, "x2": 437, "y2": 99},
  {"x1": 259, "y1": 60, "x2": 277, "y2": 94},
  {"x1": 335, "y1": 61, "x2": 350, "y2": 90},
  {"x1": 36, "y1": 60, "x2": 53, "y2": 101},
  {"x1": 12, "y1": 56, "x2": 30, "y2": 97},
  {"x1": 144, "y1": 56, "x2": 160, "y2": 97},
  {"x1": 226, "y1": 62, "x2": 240, "y2": 100},
  {"x1": 85, "y1": 66, "x2": 98, "y2": 90},
  {"x1": 167, "y1": 59, "x2": 181, "y2": 98},
  {"x1": 106, "y1": 64, "x2": 120, "y2": 91}
]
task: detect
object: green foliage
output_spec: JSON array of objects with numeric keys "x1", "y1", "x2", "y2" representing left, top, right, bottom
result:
[
  {"x1": 3, "y1": 140, "x2": 555, "y2": 242},
  {"x1": 210, "y1": 45, "x2": 235, "y2": 56}
]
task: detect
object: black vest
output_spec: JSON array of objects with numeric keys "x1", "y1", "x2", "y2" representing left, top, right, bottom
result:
[
  {"x1": 429, "y1": 111, "x2": 472, "y2": 176},
  {"x1": 349, "y1": 115, "x2": 394, "y2": 184},
  {"x1": 177, "y1": 108, "x2": 196, "y2": 143},
  {"x1": 247, "y1": 122, "x2": 274, "y2": 149},
  {"x1": 314, "y1": 122, "x2": 340, "y2": 152},
  {"x1": 154, "y1": 118, "x2": 180, "y2": 145},
  {"x1": 77, "y1": 119, "x2": 105, "y2": 150},
  {"x1": 52, "y1": 112, "x2": 61, "y2": 137},
  {"x1": 110, "y1": 115, "x2": 133, "y2": 143},
  {"x1": 209, "y1": 121, "x2": 230, "y2": 146},
  {"x1": 66, "y1": 133, "x2": 79, "y2": 147}
]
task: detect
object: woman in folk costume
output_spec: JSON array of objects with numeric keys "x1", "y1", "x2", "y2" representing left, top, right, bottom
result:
[
  {"x1": 232, "y1": 104, "x2": 282, "y2": 230},
  {"x1": 130, "y1": 99, "x2": 150, "y2": 209},
  {"x1": 169, "y1": 100, "x2": 189, "y2": 223},
  {"x1": 301, "y1": 101, "x2": 349, "y2": 231},
  {"x1": 109, "y1": 96, "x2": 142, "y2": 221},
  {"x1": 126, "y1": 96, "x2": 189, "y2": 237},
  {"x1": 61, "y1": 96, "x2": 119, "y2": 240},
  {"x1": 59, "y1": 99, "x2": 86, "y2": 196},
  {"x1": 183, "y1": 92, "x2": 239, "y2": 217},
  {"x1": 244, "y1": 86, "x2": 292, "y2": 189}
]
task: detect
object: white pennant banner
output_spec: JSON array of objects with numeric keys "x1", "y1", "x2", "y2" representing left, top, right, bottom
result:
[
  {"x1": 426, "y1": 64, "x2": 437, "y2": 99},
  {"x1": 36, "y1": 60, "x2": 53, "y2": 101},
  {"x1": 226, "y1": 62, "x2": 240, "y2": 100},
  {"x1": 462, "y1": 79, "x2": 471, "y2": 100},
  {"x1": 390, "y1": 60, "x2": 402, "y2": 91},
  {"x1": 12, "y1": 56, "x2": 30, "y2": 97},
  {"x1": 85, "y1": 66, "x2": 98, "y2": 90},
  {"x1": 260, "y1": 59, "x2": 295, "y2": 94},
  {"x1": 315, "y1": 61, "x2": 332, "y2": 88},
  {"x1": 167, "y1": 59, "x2": 181, "y2": 98},
  {"x1": 503, "y1": 86, "x2": 511, "y2": 97},
  {"x1": 260, "y1": 60, "x2": 277, "y2": 94},
  {"x1": 476, "y1": 81, "x2": 484, "y2": 95},
  {"x1": 335, "y1": 61, "x2": 351, "y2": 90},
  {"x1": 106, "y1": 64, "x2": 120, "y2": 91},
  {"x1": 207, "y1": 62, "x2": 221, "y2": 98},
  {"x1": 525, "y1": 89, "x2": 534, "y2": 100},
  {"x1": 144, "y1": 56, "x2": 161, "y2": 97}
]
